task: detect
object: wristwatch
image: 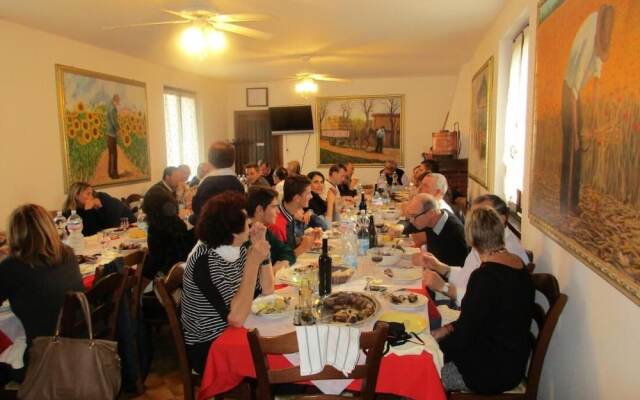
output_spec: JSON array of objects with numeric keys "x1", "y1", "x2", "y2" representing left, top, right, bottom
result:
[{"x1": 441, "y1": 282, "x2": 450, "y2": 294}]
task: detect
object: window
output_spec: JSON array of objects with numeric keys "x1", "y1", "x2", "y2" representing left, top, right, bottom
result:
[
  {"x1": 502, "y1": 26, "x2": 530, "y2": 209},
  {"x1": 163, "y1": 88, "x2": 200, "y2": 178}
]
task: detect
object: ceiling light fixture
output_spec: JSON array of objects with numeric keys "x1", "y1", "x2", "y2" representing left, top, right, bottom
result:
[
  {"x1": 180, "y1": 24, "x2": 226, "y2": 55},
  {"x1": 295, "y1": 78, "x2": 318, "y2": 96}
]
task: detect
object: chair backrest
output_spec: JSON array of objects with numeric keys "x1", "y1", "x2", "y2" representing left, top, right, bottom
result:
[
  {"x1": 154, "y1": 277, "x2": 196, "y2": 400},
  {"x1": 123, "y1": 249, "x2": 147, "y2": 321},
  {"x1": 248, "y1": 323, "x2": 389, "y2": 400},
  {"x1": 525, "y1": 273, "x2": 568, "y2": 400},
  {"x1": 62, "y1": 270, "x2": 128, "y2": 340}
]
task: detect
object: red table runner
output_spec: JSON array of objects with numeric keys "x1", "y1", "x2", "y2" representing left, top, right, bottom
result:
[{"x1": 198, "y1": 288, "x2": 445, "y2": 400}]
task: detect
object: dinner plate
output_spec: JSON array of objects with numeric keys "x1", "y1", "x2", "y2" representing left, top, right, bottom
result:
[
  {"x1": 385, "y1": 290, "x2": 428, "y2": 311},
  {"x1": 378, "y1": 311, "x2": 428, "y2": 334},
  {"x1": 387, "y1": 268, "x2": 422, "y2": 282},
  {"x1": 251, "y1": 294, "x2": 293, "y2": 319}
]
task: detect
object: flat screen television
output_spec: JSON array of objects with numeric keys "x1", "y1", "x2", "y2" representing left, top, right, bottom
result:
[{"x1": 269, "y1": 105, "x2": 314, "y2": 135}]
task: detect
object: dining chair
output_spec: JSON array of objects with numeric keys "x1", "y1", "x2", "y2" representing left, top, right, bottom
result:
[
  {"x1": 143, "y1": 262, "x2": 184, "y2": 329},
  {"x1": 123, "y1": 249, "x2": 147, "y2": 322},
  {"x1": 448, "y1": 273, "x2": 568, "y2": 400},
  {"x1": 247, "y1": 323, "x2": 390, "y2": 400}
]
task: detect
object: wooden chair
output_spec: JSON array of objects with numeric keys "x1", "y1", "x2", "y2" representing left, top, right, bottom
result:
[
  {"x1": 122, "y1": 249, "x2": 147, "y2": 322},
  {"x1": 247, "y1": 323, "x2": 390, "y2": 400},
  {"x1": 154, "y1": 276, "x2": 201, "y2": 400},
  {"x1": 448, "y1": 273, "x2": 568, "y2": 400}
]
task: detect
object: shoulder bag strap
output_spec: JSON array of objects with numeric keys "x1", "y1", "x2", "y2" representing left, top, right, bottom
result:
[{"x1": 193, "y1": 253, "x2": 230, "y2": 321}]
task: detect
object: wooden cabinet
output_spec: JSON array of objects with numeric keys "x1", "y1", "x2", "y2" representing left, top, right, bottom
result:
[{"x1": 436, "y1": 158, "x2": 468, "y2": 204}]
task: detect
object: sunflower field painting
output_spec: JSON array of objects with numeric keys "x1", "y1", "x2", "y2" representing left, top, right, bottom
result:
[{"x1": 56, "y1": 65, "x2": 150, "y2": 190}]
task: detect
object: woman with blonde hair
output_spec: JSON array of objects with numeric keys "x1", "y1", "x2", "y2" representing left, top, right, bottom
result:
[
  {"x1": 0, "y1": 204, "x2": 84, "y2": 376},
  {"x1": 63, "y1": 181, "x2": 135, "y2": 236},
  {"x1": 430, "y1": 206, "x2": 534, "y2": 394}
]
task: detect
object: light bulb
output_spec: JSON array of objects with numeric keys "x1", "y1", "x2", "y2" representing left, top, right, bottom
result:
[
  {"x1": 181, "y1": 26, "x2": 206, "y2": 54},
  {"x1": 295, "y1": 78, "x2": 318, "y2": 94},
  {"x1": 206, "y1": 29, "x2": 226, "y2": 51}
]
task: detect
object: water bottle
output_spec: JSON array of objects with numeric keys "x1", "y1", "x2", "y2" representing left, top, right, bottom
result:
[
  {"x1": 392, "y1": 172, "x2": 399, "y2": 193},
  {"x1": 53, "y1": 211, "x2": 67, "y2": 239},
  {"x1": 343, "y1": 221, "x2": 358, "y2": 269},
  {"x1": 66, "y1": 210, "x2": 85, "y2": 253},
  {"x1": 357, "y1": 210, "x2": 370, "y2": 256},
  {"x1": 136, "y1": 205, "x2": 148, "y2": 232}
]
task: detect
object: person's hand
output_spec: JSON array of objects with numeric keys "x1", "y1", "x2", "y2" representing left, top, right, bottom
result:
[
  {"x1": 328, "y1": 186, "x2": 338, "y2": 196},
  {"x1": 298, "y1": 235, "x2": 315, "y2": 253},
  {"x1": 249, "y1": 221, "x2": 267, "y2": 244},
  {"x1": 247, "y1": 239, "x2": 271, "y2": 266},
  {"x1": 423, "y1": 269, "x2": 446, "y2": 293},
  {"x1": 431, "y1": 325, "x2": 452, "y2": 341},
  {"x1": 302, "y1": 210, "x2": 312, "y2": 225},
  {"x1": 420, "y1": 252, "x2": 448, "y2": 275}
]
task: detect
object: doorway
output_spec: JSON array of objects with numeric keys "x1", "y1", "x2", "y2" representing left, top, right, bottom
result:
[{"x1": 233, "y1": 110, "x2": 283, "y2": 174}]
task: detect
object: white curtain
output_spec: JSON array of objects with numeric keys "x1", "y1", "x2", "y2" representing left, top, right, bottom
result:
[
  {"x1": 163, "y1": 91, "x2": 200, "y2": 177},
  {"x1": 503, "y1": 26, "x2": 530, "y2": 205}
]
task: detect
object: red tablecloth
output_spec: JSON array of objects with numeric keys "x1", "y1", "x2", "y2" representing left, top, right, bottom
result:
[{"x1": 198, "y1": 288, "x2": 445, "y2": 400}]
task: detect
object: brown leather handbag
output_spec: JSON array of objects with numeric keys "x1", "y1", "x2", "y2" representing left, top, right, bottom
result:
[{"x1": 18, "y1": 292, "x2": 121, "y2": 400}]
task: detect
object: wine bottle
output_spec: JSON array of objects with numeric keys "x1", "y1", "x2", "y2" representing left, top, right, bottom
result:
[
  {"x1": 358, "y1": 193, "x2": 367, "y2": 212},
  {"x1": 368, "y1": 215, "x2": 377, "y2": 249},
  {"x1": 318, "y1": 238, "x2": 332, "y2": 296}
]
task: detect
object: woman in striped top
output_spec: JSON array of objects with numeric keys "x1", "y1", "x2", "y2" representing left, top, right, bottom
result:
[{"x1": 181, "y1": 192, "x2": 273, "y2": 373}]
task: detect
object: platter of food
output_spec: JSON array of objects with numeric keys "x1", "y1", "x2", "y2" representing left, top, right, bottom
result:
[
  {"x1": 384, "y1": 289, "x2": 428, "y2": 311},
  {"x1": 320, "y1": 291, "x2": 380, "y2": 325},
  {"x1": 251, "y1": 294, "x2": 293, "y2": 318}
]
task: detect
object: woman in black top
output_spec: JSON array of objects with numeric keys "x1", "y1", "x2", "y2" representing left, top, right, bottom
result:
[
  {"x1": 0, "y1": 204, "x2": 84, "y2": 376},
  {"x1": 431, "y1": 206, "x2": 534, "y2": 394},
  {"x1": 63, "y1": 182, "x2": 135, "y2": 236},
  {"x1": 305, "y1": 171, "x2": 329, "y2": 230},
  {"x1": 181, "y1": 192, "x2": 273, "y2": 373}
]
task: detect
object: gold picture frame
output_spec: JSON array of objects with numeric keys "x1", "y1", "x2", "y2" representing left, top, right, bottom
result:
[
  {"x1": 316, "y1": 94, "x2": 404, "y2": 167},
  {"x1": 469, "y1": 57, "x2": 494, "y2": 189},
  {"x1": 56, "y1": 65, "x2": 151, "y2": 191}
]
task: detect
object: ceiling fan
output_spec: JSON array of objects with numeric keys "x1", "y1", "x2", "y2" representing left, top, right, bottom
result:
[{"x1": 102, "y1": 8, "x2": 273, "y2": 41}]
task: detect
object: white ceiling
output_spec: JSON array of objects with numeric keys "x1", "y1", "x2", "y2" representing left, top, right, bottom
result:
[{"x1": 0, "y1": 0, "x2": 507, "y2": 82}]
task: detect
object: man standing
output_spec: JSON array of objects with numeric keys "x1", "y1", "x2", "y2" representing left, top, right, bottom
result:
[
  {"x1": 142, "y1": 167, "x2": 194, "y2": 282},
  {"x1": 258, "y1": 160, "x2": 275, "y2": 186},
  {"x1": 375, "y1": 126, "x2": 386, "y2": 153},
  {"x1": 105, "y1": 94, "x2": 120, "y2": 179},
  {"x1": 560, "y1": 4, "x2": 613, "y2": 215},
  {"x1": 404, "y1": 193, "x2": 468, "y2": 268},
  {"x1": 245, "y1": 163, "x2": 270, "y2": 187},
  {"x1": 190, "y1": 142, "x2": 244, "y2": 225}
]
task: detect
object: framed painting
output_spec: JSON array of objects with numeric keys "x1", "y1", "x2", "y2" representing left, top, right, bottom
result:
[
  {"x1": 316, "y1": 95, "x2": 404, "y2": 166},
  {"x1": 469, "y1": 57, "x2": 494, "y2": 189},
  {"x1": 531, "y1": 0, "x2": 640, "y2": 304},
  {"x1": 246, "y1": 87, "x2": 269, "y2": 107},
  {"x1": 56, "y1": 65, "x2": 151, "y2": 190}
]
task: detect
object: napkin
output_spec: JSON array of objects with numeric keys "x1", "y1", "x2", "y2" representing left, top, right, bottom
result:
[
  {"x1": 387, "y1": 332, "x2": 445, "y2": 377},
  {"x1": 295, "y1": 324, "x2": 360, "y2": 377}
]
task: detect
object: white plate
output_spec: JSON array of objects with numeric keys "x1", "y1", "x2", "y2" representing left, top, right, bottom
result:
[
  {"x1": 386, "y1": 290, "x2": 428, "y2": 311},
  {"x1": 388, "y1": 268, "x2": 422, "y2": 282},
  {"x1": 251, "y1": 294, "x2": 293, "y2": 318}
]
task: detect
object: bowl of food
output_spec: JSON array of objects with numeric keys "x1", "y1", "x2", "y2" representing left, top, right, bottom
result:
[
  {"x1": 331, "y1": 266, "x2": 355, "y2": 285},
  {"x1": 367, "y1": 247, "x2": 403, "y2": 266},
  {"x1": 382, "y1": 209, "x2": 400, "y2": 221}
]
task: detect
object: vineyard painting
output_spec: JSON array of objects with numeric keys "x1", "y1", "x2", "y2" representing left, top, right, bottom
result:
[
  {"x1": 531, "y1": 0, "x2": 640, "y2": 304},
  {"x1": 56, "y1": 65, "x2": 150, "y2": 190},
  {"x1": 317, "y1": 95, "x2": 404, "y2": 166}
]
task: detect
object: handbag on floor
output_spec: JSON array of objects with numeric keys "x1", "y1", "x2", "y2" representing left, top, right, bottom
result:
[{"x1": 18, "y1": 292, "x2": 121, "y2": 400}]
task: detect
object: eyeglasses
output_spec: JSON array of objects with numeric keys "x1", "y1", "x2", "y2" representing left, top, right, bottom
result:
[{"x1": 407, "y1": 208, "x2": 430, "y2": 221}]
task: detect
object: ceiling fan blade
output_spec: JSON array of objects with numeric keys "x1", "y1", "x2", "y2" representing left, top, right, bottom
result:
[
  {"x1": 312, "y1": 75, "x2": 349, "y2": 82},
  {"x1": 213, "y1": 22, "x2": 273, "y2": 40},
  {"x1": 211, "y1": 13, "x2": 271, "y2": 23},
  {"x1": 162, "y1": 9, "x2": 196, "y2": 20},
  {"x1": 102, "y1": 20, "x2": 189, "y2": 30}
]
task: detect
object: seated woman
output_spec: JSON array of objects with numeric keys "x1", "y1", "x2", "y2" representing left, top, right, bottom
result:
[
  {"x1": 181, "y1": 192, "x2": 274, "y2": 374},
  {"x1": 273, "y1": 167, "x2": 288, "y2": 201},
  {"x1": 431, "y1": 206, "x2": 534, "y2": 394},
  {"x1": 0, "y1": 204, "x2": 84, "y2": 377},
  {"x1": 303, "y1": 171, "x2": 329, "y2": 230},
  {"x1": 63, "y1": 182, "x2": 135, "y2": 236}
]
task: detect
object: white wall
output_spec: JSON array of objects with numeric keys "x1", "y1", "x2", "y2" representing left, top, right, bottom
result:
[
  {"x1": 449, "y1": 1, "x2": 640, "y2": 399},
  {"x1": 0, "y1": 20, "x2": 228, "y2": 223},
  {"x1": 226, "y1": 75, "x2": 458, "y2": 183}
]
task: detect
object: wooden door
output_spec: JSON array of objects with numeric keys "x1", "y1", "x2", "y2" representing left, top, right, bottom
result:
[{"x1": 234, "y1": 110, "x2": 282, "y2": 174}]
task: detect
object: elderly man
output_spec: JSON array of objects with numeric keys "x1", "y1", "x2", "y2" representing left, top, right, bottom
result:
[
  {"x1": 245, "y1": 163, "x2": 270, "y2": 187},
  {"x1": 258, "y1": 160, "x2": 275, "y2": 186},
  {"x1": 417, "y1": 194, "x2": 529, "y2": 306},
  {"x1": 418, "y1": 172, "x2": 453, "y2": 213},
  {"x1": 380, "y1": 160, "x2": 408, "y2": 186},
  {"x1": 188, "y1": 162, "x2": 212, "y2": 187},
  {"x1": 404, "y1": 193, "x2": 468, "y2": 268}
]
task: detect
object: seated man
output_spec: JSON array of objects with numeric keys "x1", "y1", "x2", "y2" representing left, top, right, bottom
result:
[
  {"x1": 258, "y1": 159, "x2": 275, "y2": 186},
  {"x1": 189, "y1": 162, "x2": 212, "y2": 187},
  {"x1": 268, "y1": 175, "x2": 321, "y2": 256},
  {"x1": 247, "y1": 186, "x2": 296, "y2": 269},
  {"x1": 286, "y1": 160, "x2": 301, "y2": 176},
  {"x1": 245, "y1": 163, "x2": 270, "y2": 187},
  {"x1": 418, "y1": 172, "x2": 453, "y2": 213},
  {"x1": 380, "y1": 159, "x2": 409, "y2": 186},
  {"x1": 405, "y1": 193, "x2": 468, "y2": 268},
  {"x1": 338, "y1": 161, "x2": 358, "y2": 197},
  {"x1": 418, "y1": 194, "x2": 530, "y2": 306}
]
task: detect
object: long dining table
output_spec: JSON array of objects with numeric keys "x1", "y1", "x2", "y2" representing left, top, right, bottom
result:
[{"x1": 198, "y1": 245, "x2": 448, "y2": 400}]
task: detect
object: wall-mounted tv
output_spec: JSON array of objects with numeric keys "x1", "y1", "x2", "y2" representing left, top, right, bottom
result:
[{"x1": 269, "y1": 105, "x2": 314, "y2": 135}]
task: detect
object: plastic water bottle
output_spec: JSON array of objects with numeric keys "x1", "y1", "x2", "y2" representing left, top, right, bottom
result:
[
  {"x1": 136, "y1": 206, "x2": 148, "y2": 232},
  {"x1": 343, "y1": 221, "x2": 358, "y2": 269},
  {"x1": 53, "y1": 211, "x2": 67, "y2": 239},
  {"x1": 66, "y1": 210, "x2": 85, "y2": 253},
  {"x1": 357, "y1": 210, "x2": 370, "y2": 256}
]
